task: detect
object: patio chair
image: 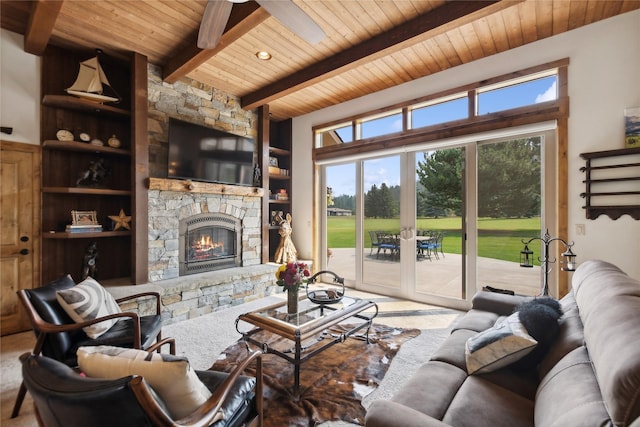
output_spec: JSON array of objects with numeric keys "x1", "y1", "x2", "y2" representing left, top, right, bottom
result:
[
  {"x1": 376, "y1": 233, "x2": 400, "y2": 260},
  {"x1": 11, "y1": 274, "x2": 169, "y2": 418},
  {"x1": 435, "y1": 231, "x2": 445, "y2": 258},
  {"x1": 369, "y1": 230, "x2": 382, "y2": 255}
]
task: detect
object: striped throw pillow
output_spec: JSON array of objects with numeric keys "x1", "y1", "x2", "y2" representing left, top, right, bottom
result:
[{"x1": 56, "y1": 277, "x2": 121, "y2": 338}]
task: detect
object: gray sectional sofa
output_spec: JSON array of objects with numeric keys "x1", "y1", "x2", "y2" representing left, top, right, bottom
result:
[{"x1": 365, "y1": 259, "x2": 640, "y2": 427}]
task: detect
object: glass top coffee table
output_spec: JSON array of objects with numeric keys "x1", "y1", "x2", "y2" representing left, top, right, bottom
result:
[{"x1": 235, "y1": 295, "x2": 378, "y2": 392}]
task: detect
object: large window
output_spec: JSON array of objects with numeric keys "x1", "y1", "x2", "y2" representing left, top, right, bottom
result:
[{"x1": 315, "y1": 60, "x2": 570, "y2": 303}]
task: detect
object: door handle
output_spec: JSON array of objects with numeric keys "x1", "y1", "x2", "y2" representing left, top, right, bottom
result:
[
  {"x1": 20, "y1": 249, "x2": 29, "y2": 255},
  {"x1": 20, "y1": 236, "x2": 29, "y2": 242}
]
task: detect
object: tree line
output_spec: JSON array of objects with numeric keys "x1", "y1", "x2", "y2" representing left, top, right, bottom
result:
[{"x1": 330, "y1": 138, "x2": 541, "y2": 219}]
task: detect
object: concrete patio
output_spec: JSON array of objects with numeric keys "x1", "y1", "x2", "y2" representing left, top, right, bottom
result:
[{"x1": 326, "y1": 248, "x2": 544, "y2": 299}]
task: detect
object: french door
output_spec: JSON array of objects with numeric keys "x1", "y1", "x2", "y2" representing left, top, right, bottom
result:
[{"x1": 320, "y1": 127, "x2": 555, "y2": 307}]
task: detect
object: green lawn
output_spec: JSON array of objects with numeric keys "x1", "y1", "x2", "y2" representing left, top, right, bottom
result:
[{"x1": 327, "y1": 216, "x2": 541, "y2": 264}]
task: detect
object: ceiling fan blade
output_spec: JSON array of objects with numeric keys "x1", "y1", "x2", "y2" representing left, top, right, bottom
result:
[
  {"x1": 198, "y1": 0, "x2": 234, "y2": 50},
  {"x1": 257, "y1": 0, "x2": 325, "y2": 45}
]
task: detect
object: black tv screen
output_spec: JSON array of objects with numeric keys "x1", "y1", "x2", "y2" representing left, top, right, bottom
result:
[{"x1": 168, "y1": 118, "x2": 255, "y2": 186}]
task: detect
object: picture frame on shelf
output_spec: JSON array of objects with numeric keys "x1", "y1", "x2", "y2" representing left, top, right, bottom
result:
[
  {"x1": 72, "y1": 210, "x2": 98, "y2": 225},
  {"x1": 269, "y1": 156, "x2": 279, "y2": 167}
]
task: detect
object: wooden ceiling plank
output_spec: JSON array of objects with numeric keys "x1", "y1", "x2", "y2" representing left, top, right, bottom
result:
[
  {"x1": 25, "y1": 0, "x2": 63, "y2": 55},
  {"x1": 241, "y1": 0, "x2": 516, "y2": 110},
  {"x1": 447, "y1": 26, "x2": 476, "y2": 63},
  {"x1": 567, "y1": 0, "x2": 589, "y2": 30},
  {"x1": 534, "y1": 0, "x2": 554, "y2": 40},
  {"x1": 163, "y1": 3, "x2": 268, "y2": 84},
  {"x1": 433, "y1": 33, "x2": 463, "y2": 68},
  {"x1": 552, "y1": 0, "x2": 571, "y2": 33},
  {"x1": 501, "y1": 4, "x2": 524, "y2": 49},
  {"x1": 519, "y1": 2, "x2": 539, "y2": 44},
  {"x1": 485, "y1": 10, "x2": 510, "y2": 52},
  {"x1": 460, "y1": 21, "x2": 488, "y2": 61}
]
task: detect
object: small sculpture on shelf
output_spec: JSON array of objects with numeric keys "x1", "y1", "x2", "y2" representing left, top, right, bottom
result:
[
  {"x1": 81, "y1": 241, "x2": 99, "y2": 280},
  {"x1": 253, "y1": 163, "x2": 261, "y2": 187},
  {"x1": 274, "y1": 213, "x2": 297, "y2": 264},
  {"x1": 76, "y1": 158, "x2": 110, "y2": 186},
  {"x1": 108, "y1": 209, "x2": 131, "y2": 231}
]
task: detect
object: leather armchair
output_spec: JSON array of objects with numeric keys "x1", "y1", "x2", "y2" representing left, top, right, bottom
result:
[
  {"x1": 12, "y1": 274, "x2": 168, "y2": 417},
  {"x1": 20, "y1": 351, "x2": 263, "y2": 427}
]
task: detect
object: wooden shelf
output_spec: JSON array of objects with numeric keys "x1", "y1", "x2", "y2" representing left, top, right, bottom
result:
[
  {"x1": 579, "y1": 146, "x2": 640, "y2": 159},
  {"x1": 580, "y1": 147, "x2": 640, "y2": 220},
  {"x1": 269, "y1": 146, "x2": 290, "y2": 156},
  {"x1": 43, "y1": 187, "x2": 131, "y2": 196},
  {"x1": 259, "y1": 107, "x2": 293, "y2": 263},
  {"x1": 269, "y1": 174, "x2": 291, "y2": 181},
  {"x1": 44, "y1": 231, "x2": 132, "y2": 239},
  {"x1": 42, "y1": 95, "x2": 130, "y2": 118},
  {"x1": 42, "y1": 140, "x2": 131, "y2": 156},
  {"x1": 39, "y1": 46, "x2": 148, "y2": 284}
]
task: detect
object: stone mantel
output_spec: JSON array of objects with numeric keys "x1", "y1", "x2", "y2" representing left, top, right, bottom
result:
[{"x1": 149, "y1": 177, "x2": 264, "y2": 198}]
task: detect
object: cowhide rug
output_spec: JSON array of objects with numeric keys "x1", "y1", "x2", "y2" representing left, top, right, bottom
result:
[{"x1": 210, "y1": 323, "x2": 420, "y2": 426}]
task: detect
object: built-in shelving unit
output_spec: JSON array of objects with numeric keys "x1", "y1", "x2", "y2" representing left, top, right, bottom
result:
[
  {"x1": 258, "y1": 106, "x2": 293, "y2": 262},
  {"x1": 40, "y1": 46, "x2": 148, "y2": 285},
  {"x1": 580, "y1": 146, "x2": 640, "y2": 220}
]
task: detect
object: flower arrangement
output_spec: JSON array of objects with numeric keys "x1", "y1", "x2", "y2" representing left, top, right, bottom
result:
[{"x1": 275, "y1": 262, "x2": 311, "y2": 292}]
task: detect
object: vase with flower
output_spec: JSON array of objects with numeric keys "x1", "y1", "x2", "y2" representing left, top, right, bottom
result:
[{"x1": 275, "y1": 262, "x2": 311, "y2": 315}]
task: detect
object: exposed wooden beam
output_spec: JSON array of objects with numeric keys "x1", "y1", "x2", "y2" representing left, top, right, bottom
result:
[
  {"x1": 24, "y1": 0, "x2": 63, "y2": 55},
  {"x1": 163, "y1": 2, "x2": 268, "y2": 84},
  {"x1": 241, "y1": 0, "x2": 521, "y2": 110}
]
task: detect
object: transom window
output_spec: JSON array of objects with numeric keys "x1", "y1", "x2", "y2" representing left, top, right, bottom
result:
[{"x1": 314, "y1": 62, "x2": 563, "y2": 152}]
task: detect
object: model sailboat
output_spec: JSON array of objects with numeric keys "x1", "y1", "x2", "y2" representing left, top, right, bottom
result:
[{"x1": 66, "y1": 50, "x2": 121, "y2": 103}]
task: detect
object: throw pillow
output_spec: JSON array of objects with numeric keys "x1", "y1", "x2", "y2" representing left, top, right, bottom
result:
[
  {"x1": 511, "y1": 297, "x2": 563, "y2": 372},
  {"x1": 77, "y1": 345, "x2": 212, "y2": 420},
  {"x1": 465, "y1": 312, "x2": 537, "y2": 375},
  {"x1": 56, "y1": 277, "x2": 121, "y2": 339}
]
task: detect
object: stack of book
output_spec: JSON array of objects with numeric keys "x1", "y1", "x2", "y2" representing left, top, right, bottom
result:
[
  {"x1": 268, "y1": 166, "x2": 290, "y2": 176},
  {"x1": 275, "y1": 189, "x2": 289, "y2": 201},
  {"x1": 66, "y1": 224, "x2": 103, "y2": 233}
]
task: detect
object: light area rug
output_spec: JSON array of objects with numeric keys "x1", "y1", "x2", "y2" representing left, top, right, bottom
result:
[{"x1": 1, "y1": 294, "x2": 454, "y2": 427}]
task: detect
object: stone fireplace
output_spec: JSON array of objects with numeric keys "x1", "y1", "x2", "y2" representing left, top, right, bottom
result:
[
  {"x1": 147, "y1": 178, "x2": 263, "y2": 282},
  {"x1": 179, "y1": 212, "x2": 241, "y2": 276}
]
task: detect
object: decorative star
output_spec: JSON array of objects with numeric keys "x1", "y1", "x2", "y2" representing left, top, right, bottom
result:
[{"x1": 109, "y1": 209, "x2": 131, "y2": 230}]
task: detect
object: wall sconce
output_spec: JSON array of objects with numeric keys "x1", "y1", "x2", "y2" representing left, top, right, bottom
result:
[{"x1": 520, "y1": 229, "x2": 577, "y2": 296}]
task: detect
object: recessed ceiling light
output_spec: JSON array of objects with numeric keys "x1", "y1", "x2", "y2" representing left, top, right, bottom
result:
[{"x1": 256, "y1": 51, "x2": 272, "y2": 60}]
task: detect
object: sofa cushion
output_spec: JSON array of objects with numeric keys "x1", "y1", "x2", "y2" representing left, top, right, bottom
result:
[
  {"x1": 443, "y1": 375, "x2": 534, "y2": 427},
  {"x1": 390, "y1": 361, "x2": 467, "y2": 421},
  {"x1": 56, "y1": 277, "x2": 122, "y2": 339},
  {"x1": 570, "y1": 260, "x2": 640, "y2": 426},
  {"x1": 430, "y1": 329, "x2": 476, "y2": 370},
  {"x1": 77, "y1": 345, "x2": 212, "y2": 420},
  {"x1": 465, "y1": 313, "x2": 537, "y2": 375},
  {"x1": 535, "y1": 346, "x2": 611, "y2": 427},
  {"x1": 538, "y1": 291, "x2": 584, "y2": 379},
  {"x1": 450, "y1": 309, "x2": 499, "y2": 333}
]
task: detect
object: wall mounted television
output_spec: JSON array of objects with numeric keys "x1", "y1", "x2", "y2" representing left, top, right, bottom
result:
[{"x1": 168, "y1": 118, "x2": 255, "y2": 186}]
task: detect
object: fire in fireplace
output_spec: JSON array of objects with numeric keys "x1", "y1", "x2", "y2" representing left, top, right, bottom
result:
[
  {"x1": 179, "y1": 213, "x2": 241, "y2": 276},
  {"x1": 188, "y1": 228, "x2": 229, "y2": 260}
]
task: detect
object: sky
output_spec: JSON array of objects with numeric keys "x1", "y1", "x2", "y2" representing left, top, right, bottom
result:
[{"x1": 326, "y1": 76, "x2": 557, "y2": 197}]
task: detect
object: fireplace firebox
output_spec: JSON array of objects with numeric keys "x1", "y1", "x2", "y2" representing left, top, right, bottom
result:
[{"x1": 179, "y1": 213, "x2": 241, "y2": 276}]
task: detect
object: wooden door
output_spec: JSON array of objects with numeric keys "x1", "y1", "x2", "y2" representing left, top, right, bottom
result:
[{"x1": 1, "y1": 141, "x2": 40, "y2": 335}]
